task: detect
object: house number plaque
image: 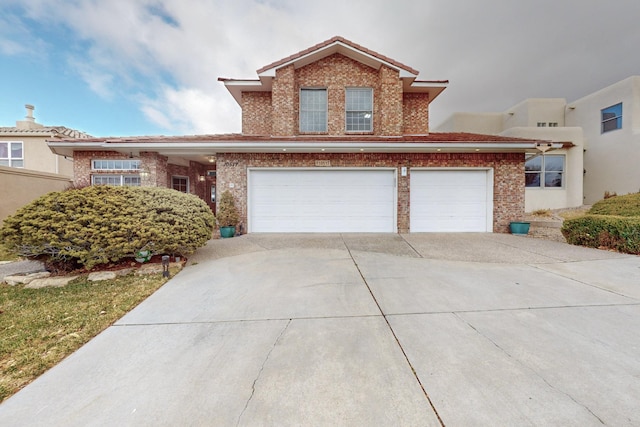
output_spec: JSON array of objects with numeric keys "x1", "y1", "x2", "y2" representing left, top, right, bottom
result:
[{"x1": 315, "y1": 160, "x2": 331, "y2": 167}]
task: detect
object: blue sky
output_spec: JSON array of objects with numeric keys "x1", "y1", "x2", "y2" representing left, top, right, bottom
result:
[{"x1": 2, "y1": 0, "x2": 640, "y2": 137}]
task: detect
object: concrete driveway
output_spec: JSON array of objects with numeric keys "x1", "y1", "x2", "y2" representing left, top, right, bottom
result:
[{"x1": 1, "y1": 233, "x2": 639, "y2": 426}]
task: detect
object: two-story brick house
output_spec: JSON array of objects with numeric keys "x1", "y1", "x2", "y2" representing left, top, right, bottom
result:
[{"x1": 49, "y1": 36, "x2": 558, "y2": 233}]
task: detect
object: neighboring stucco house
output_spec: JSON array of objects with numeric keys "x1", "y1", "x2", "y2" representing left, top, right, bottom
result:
[
  {"x1": 49, "y1": 36, "x2": 556, "y2": 233},
  {"x1": 437, "y1": 99, "x2": 583, "y2": 212},
  {"x1": 0, "y1": 105, "x2": 90, "y2": 223},
  {"x1": 437, "y1": 75, "x2": 640, "y2": 208}
]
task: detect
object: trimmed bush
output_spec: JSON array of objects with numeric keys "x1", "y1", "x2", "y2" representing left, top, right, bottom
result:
[
  {"x1": 0, "y1": 186, "x2": 215, "y2": 270},
  {"x1": 216, "y1": 190, "x2": 240, "y2": 227},
  {"x1": 561, "y1": 215, "x2": 640, "y2": 254},
  {"x1": 589, "y1": 192, "x2": 640, "y2": 217}
]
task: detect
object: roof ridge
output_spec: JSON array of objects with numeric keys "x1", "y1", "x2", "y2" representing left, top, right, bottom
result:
[{"x1": 256, "y1": 36, "x2": 419, "y2": 75}]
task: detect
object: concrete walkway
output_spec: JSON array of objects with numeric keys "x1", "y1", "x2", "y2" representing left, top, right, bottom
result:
[{"x1": 1, "y1": 234, "x2": 639, "y2": 426}]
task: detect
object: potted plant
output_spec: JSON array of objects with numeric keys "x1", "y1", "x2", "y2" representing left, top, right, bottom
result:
[
  {"x1": 509, "y1": 221, "x2": 531, "y2": 235},
  {"x1": 217, "y1": 190, "x2": 240, "y2": 238}
]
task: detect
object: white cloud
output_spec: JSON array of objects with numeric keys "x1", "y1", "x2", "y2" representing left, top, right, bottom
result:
[{"x1": 3, "y1": 0, "x2": 640, "y2": 134}]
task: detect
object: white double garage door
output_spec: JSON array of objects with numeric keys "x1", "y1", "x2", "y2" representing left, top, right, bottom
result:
[{"x1": 248, "y1": 168, "x2": 493, "y2": 233}]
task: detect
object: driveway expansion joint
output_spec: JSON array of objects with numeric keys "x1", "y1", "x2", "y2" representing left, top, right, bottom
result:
[{"x1": 341, "y1": 234, "x2": 445, "y2": 426}]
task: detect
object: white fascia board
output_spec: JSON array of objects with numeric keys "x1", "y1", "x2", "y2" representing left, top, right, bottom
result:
[{"x1": 105, "y1": 141, "x2": 563, "y2": 154}]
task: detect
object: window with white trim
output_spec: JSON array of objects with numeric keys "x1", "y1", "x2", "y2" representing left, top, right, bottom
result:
[
  {"x1": 300, "y1": 88, "x2": 327, "y2": 132},
  {"x1": 92, "y1": 159, "x2": 141, "y2": 170},
  {"x1": 525, "y1": 154, "x2": 565, "y2": 188},
  {"x1": 0, "y1": 141, "x2": 24, "y2": 167},
  {"x1": 92, "y1": 175, "x2": 141, "y2": 186},
  {"x1": 601, "y1": 103, "x2": 622, "y2": 133},
  {"x1": 172, "y1": 176, "x2": 189, "y2": 193},
  {"x1": 346, "y1": 88, "x2": 373, "y2": 132}
]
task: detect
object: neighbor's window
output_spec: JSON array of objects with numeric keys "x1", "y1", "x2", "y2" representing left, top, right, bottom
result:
[
  {"x1": 601, "y1": 103, "x2": 622, "y2": 133},
  {"x1": 92, "y1": 175, "x2": 141, "y2": 186},
  {"x1": 300, "y1": 88, "x2": 327, "y2": 132},
  {"x1": 91, "y1": 159, "x2": 141, "y2": 170},
  {"x1": 536, "y1": 122, "x2": 547, "y2": 127},
  {"x1": 346, "y1": 88, "x2": 373, "y2": 132},
  {"x1": 525, "y1": 154, "x2": 565, "y2": 188},
  {"x1": 172, "y1": 176, "x2": 189, "y2": 193},
  {"x1": 0, "y1": 141, "x2": 24, "y2": 168}
]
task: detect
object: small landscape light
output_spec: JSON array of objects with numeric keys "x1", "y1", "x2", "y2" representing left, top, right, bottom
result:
[{"x1": 162, "y1": 255, "x2": 170, "y2": 278}]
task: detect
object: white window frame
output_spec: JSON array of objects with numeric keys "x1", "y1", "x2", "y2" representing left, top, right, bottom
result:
[
  {"x1": 172, "y1": 176, "x2": 189, "y2": 193},
  {"x1": 525, "y1": 154, "x2": 565, "y2": 189},
  {"x1": 601, "y1": 103, "x2": 622, "y2": 133},
  {"x1": 299, "y1": 88, "x2": 327, "y2": 132},
  {"x1": 92, "y1": 175, "x2": 141, "y2": 186},
  {"x1": 91, "y1": 159, "x2": 141, "y2": 170},
  {"x1": 0, "y1": 141, "x2": 24, "y2": 168},
  {"x1": 346, "y1": 87, "x2": 373, "y2": 132}
]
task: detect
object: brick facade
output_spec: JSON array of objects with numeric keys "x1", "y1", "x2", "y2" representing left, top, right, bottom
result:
[
  {"x1": 242, "y1": 53, "x2": 429, "y2": 136},
  {"x1": 215, "y1": 152, "x2": 524, "y2": 233},
  {"x1": 69, "y1": 37, "x2": 528, "y2": 234}
]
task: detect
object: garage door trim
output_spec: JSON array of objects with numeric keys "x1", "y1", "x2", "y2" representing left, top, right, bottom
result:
[
  {"x1": 410, "y1": 167, "x2": 494, "y2": 232},
  {"x1": 247, "y1": 167, "x2": 398, "y2": 233}
]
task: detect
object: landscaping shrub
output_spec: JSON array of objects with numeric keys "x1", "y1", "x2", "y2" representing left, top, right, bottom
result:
[
  {"x1": 589, "y1": 192, "x2": 640, "y2": 217},
  {"x1": 0, "y1": 186, "x2": 215, "y2": 270},
  {"x1": 561, "y1": 215, "x2": 640, "y2": 254}
]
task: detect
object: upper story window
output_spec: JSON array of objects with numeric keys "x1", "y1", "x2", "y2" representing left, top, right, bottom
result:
[
  {"x1": 0, "y1": 141, "x2": 24, "y2": 168},
  {"x1": 300, "y1": 88, "x2": 327, "y2": 132},
  {"x1": 601, "y1": 103, "x2": 622, "y2": 133},
  {"x1": 525, "y1": 154, "x2": 565, "y2": 188},
  {"x1": 92, "y1": 159, "x2": 141, "y2": 170},
  {"x1": 536, "y1": 122, "x2": 547, "y2": 127},
  {"x1": 346, "y1": 88, "x2": 373, "y2": 132}
]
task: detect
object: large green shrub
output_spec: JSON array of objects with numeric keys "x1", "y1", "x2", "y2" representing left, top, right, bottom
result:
[
  {"x1": 589, "y1": 192, "x2": 640, "y2": 217},
  {"x1": 0, "y1": 186, "x2": 215, "y2": 270},
  {"x1": 561, "y1": 215, "x2": 640, "y2": 254}
]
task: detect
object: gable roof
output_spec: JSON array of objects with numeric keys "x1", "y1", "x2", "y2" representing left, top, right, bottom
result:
[
  {"x1": 219, "y1": 36, "x2": 449, "y2": 105},
  {"x1": 256, "y1": 36, "x2": 420, "y2": 77}
]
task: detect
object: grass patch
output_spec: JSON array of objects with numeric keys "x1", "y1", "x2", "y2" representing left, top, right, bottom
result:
[
  {"x1": 559, "y1": 208, "x2": 590, "y2": 221},
  {"x1": 0, "y1": 270, "x2": 174, "y2": 403}
]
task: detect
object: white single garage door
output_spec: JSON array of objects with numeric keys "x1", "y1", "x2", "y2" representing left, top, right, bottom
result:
[
  {"x1": 249, "y1": 169, "x2": 396, "y2": 232},
  {"x1": 410, "y1": 169, "x2": 493, "y2": 232}
]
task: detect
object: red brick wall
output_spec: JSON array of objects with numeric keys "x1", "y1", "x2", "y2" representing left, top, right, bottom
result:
[
  {"x1": 216, "y1": 152, "x2": 524, "y2": 233},
  {"x1": 272, "y1": 64, "x2": 296, "y2": 136},
  {"x1": 73, "y1": 151, "x2": 139, "y2": 187},
  {"x1": 378, "y1": 65, "x2": 403, "y2": 135},
  {"x1": 242, "y1": 92, "x2": 272, "y2": 135},
  {"x1": 246, "y1": 54, "x2": 414, "y2": 137},
  {"x1": 403, "y1": 93, "x2": 430, "y2": 134}
]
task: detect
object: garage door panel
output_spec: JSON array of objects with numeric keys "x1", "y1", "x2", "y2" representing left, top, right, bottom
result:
[
  {"x1": 411, "y1": 170, "x2": 492, "y2": 232},
  {"x1": 250, "y1": 169, "x2": 395, "y2": 233}
]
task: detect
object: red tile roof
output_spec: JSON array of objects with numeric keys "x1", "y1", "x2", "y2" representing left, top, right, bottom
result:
[{"x1": 256, "y1": 36, "x2": 420, "y2": 75}]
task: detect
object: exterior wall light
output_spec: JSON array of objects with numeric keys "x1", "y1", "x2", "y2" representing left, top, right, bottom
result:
[{"x1": 199, "y1": 175, "x2": 206, "y2": 182}]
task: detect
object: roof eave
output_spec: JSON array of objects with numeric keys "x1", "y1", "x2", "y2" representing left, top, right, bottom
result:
[{"x1": 48, "y1": 140, "x2": 564, "y2": 156}]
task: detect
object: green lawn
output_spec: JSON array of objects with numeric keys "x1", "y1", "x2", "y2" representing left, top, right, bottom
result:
[{"x1": 0, "y1": 271, "x2": 172, "y2": 403}]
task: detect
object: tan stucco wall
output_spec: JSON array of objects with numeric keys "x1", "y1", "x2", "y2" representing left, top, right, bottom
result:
[
  {"x1": 566, "y1": 76, "x2": 640, "y2": 204},
  {"x1": 0, "y1": 166, "x2": 72, "y2": 224},
  {"x1": 0, "y1": 135, "x2": 74, "y2": 177},
  {"x1": 501, "y1": 127, "x2": 584, "y2": 211}
]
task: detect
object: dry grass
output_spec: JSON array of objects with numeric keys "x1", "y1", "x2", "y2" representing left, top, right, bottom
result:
[
  {"x1": 558, "y1": 206, "x2": 591, "y2": 221},
  {"x1": 0, "y1": 270, "x2": 174, "y2": 403}
]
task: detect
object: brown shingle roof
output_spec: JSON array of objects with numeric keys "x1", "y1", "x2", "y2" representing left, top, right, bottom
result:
[{"x1": 0, "y1": 126, "x2": 92, "y2": 138}]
